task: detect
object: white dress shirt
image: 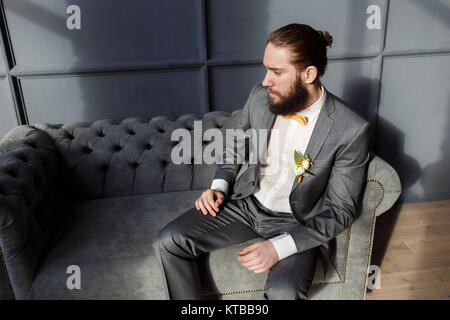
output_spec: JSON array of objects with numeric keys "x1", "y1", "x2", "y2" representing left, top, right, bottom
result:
[{"x1": 211, "y1": 86, "x2": 326, "y2": 260}]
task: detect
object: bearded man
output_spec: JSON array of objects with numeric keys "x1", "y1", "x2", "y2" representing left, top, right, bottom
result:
[{"x1": 153, "y1": 23, "x2": 371, "y2": 300}]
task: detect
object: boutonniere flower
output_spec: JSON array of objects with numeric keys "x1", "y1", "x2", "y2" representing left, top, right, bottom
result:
[{"x1": 293, "y1": 150, "x2": 315, "y2": 184}]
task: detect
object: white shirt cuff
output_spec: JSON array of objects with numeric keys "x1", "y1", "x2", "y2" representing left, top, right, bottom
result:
[
  {"x1": 210, "y1": 179, "x2": 229, "y2": 196},
  {"x1": 269, "y1": 233, "x2": 298, "y2": 260}
]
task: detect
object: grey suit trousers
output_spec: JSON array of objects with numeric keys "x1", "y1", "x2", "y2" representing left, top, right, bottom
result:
[{"x1": 153, "y1": 194, "x2": 319, "y2": 300}]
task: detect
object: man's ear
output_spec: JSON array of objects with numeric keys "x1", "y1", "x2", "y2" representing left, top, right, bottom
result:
[{"x1": 303, "y1": 66, "x2": 318, "y2": 84}]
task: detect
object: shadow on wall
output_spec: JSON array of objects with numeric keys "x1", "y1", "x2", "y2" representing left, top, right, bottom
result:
[
  {"x1": 410, "y1": 0, "x2": 450, "y2": 29},
  {"x1": 374, "y1": 116, "x2": 422, "y2": 200},
  {"x1": 342, "y1": 77, "x2": 380, "y2": 143},
  {"x1": 420, "y1": 93, "x2": 450, "y2": 201},
  {"x1": 369, "y1": 115, "x2": 421, "y2": 270}
]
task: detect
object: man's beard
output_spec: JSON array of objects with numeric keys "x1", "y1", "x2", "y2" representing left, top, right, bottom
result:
[{"x1": 268, "y1": 78, "x2": 310, "y2": 116}]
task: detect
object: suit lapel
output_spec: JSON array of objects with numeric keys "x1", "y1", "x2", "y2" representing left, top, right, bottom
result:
[
  {"x1": 248, "y1": 92, "x2": 276, "y2": 180},
  {"x1": 259, "y1": 100, "x2": 276, "y2": 130},
  {"x1": 257, "y1": 96, "x2": 276, "y2": 157},
  {"x1": 290, "y1": 90, "x2": 336, "y2": 193}
]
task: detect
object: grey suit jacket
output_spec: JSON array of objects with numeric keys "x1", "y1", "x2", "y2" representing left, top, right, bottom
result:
[{"x1": 214, "y1": 83, "x2": 371, "y2": 265}]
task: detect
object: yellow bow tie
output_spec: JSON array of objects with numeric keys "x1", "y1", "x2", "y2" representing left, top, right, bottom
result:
[{"x1": 282, "y1": 114, "x2": 308, "y2": 126}]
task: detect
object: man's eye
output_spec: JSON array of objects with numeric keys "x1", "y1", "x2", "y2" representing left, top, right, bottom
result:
[{"x1": 274, "y1": 71, "x2": 281, "y2": 75}]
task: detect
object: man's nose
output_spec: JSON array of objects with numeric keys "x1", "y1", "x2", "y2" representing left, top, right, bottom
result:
[{"x1": 262, "y1": 72, "x2": 273, "y2": 87}]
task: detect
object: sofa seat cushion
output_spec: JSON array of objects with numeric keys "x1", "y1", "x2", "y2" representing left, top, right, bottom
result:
[
  {"x1": 28, "y1": 189, "x2": 202, "y2": 299},
  {"x1": 28, "y1": 190, "x2": 339, "y2": 299}
]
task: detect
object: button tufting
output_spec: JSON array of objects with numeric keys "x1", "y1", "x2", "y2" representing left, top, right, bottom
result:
[
  {"x1": 130, "y1": 162, "x2": 139, "y2": 169},
  {"x1": 5, "y1": 169, "x2": 17, "y2": 178},
  {"x1": 144, "y1": 143, "x2": 152, "y2": 150},
  {"x1": 112, "y1": 145, "x2": 122, "y2": 152},
  {"x1": 97, "y1": 131, "x2": 105, "y2": 137},
  {"x1": 82, "y1": 146, "x2": 92, "y2": 154},
  {"x1": 25, "y1": 142, "x2": 37, "y2": 148},
  {"x1": 16, "y1": 155, "x2": 27, "y2": 162},
  {"x1": 66, "y1": 133, "x2": 75, "y2": 140},
  {"x1": 128, "y1": 129, "x2": 136, "y2": 135}
]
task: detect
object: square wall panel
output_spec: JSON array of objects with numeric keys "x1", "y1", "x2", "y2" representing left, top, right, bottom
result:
[
  {"x1": 321, "y1": 57, "x2": 380, "y2": 124},
  {"x1": 208, "y1": 0, "x2": 386, "y2": 61},
  {"x1": 375, "y1": 53, "x2": 450, "y2": 201},
  {"x1": 20, "y1": 69, "x2": 204, "y2": 124},
  {"x1": 210, "y1": 65, "x2": 266, "y2": 112},
  {"x1": 3, "y1": 0, "x2": 203, "y2": 70},
  {"x1": 0, "y1": 78, "x2": 19, "y2": 139},
  {"x1": 385, "y1": 0, "x2": 450, "y2": 52}
]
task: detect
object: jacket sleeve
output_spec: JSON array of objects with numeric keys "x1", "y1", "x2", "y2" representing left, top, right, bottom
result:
[
  {"x1": 286, "y1": 121, "x2": 371, "y2": 253},
  {"x1": 212, "y1": 84, "x2": 259, "y2": 188}
]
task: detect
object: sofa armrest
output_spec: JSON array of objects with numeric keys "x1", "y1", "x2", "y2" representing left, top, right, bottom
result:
[
  {"x1": 365, "y1": 154, "x2": 402, "y2": 216},
  {"x1": 338, "y1": 154, "x2": 402, "y2": 299},
  {"x1": 0, "y1": 125, "x2": 65, "y2": 299}
]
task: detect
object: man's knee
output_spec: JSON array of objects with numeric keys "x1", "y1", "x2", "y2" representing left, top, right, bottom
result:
[
  {"x1": 152, "y1": 226, "x2": 172, "y2": 252},
  {"x1": 152, "y1": 222, "x2": 198, "y2": 257},
  {"x1": 264, "y1": 282, "x2": 309, "y2": 300}
]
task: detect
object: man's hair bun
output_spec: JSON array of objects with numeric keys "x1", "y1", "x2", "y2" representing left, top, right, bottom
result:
[{"x1": 318, "y1": 30, "x2": 333, "y2": 48}]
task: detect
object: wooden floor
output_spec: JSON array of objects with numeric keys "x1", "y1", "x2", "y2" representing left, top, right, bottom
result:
[{"x1": 365, "y1": 199, "x2": 450, "y2": 300}]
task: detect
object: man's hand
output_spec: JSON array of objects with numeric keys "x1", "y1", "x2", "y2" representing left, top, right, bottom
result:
[
  {"x1": 195, "y1": 189, "x2": 225, "y2": 217},
  {"x1": 237, "y1": 241, "x2": 280, "y2": 274}
]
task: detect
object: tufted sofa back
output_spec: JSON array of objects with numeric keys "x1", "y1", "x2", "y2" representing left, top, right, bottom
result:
[
  {"x1": 34, "y1": 111, "x2": 241, "y2": 200},
  {"x1": 0, "y1": 111, "x2": 240, "y2": 298}
]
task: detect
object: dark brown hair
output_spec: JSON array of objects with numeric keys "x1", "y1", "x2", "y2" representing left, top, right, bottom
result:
[{"x1": 267, "y1": 24, "x2": 333, "y2": 79}]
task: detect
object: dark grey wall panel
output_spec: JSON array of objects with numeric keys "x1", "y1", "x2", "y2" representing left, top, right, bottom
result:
[
  {"x1": 385, "y1": 0, "x2": 450, "y2": 53},
  {"x1": 210, "y1": 65, "x2": 265, "y2": 112},
  {"x1": 4, "y1": 0, "x2": 203, "y2": 71},
  {"x1": 322, "y1": 58, "x2": 380, "y2": 124},
  {"x1": 208, "y1": 0, "x2": 386, "y2": 61},
  {"x1": 0, "y1": 77, "x2": 19, "y2": 138},
  {"x1": 21, "y1": 70, "x2": 204, "y2": 124},
  {"x1": 375, "y1": 54, "x2": 450, "y2": 202}
]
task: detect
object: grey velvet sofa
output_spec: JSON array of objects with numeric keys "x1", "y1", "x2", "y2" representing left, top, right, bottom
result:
[{"x1": 0, "y1": 109, "x2": 401, "y2": 300}]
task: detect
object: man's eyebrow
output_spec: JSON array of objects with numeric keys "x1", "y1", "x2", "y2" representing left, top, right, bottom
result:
[{"x1": 263, "y1": 64, "x2": 284, "y2": 71}]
